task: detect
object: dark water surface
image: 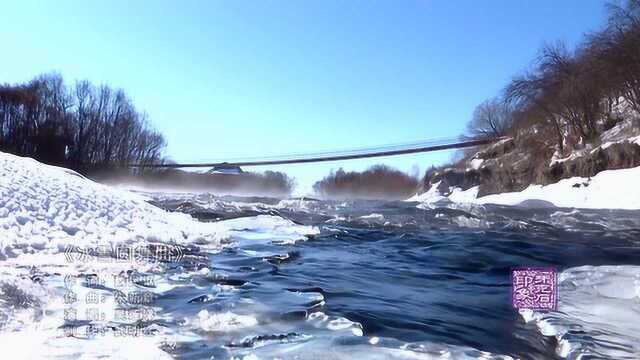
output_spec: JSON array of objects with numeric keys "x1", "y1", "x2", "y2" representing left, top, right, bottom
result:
[{"x1": 151, "y1": 195, "x2": 640, "y2": 359}]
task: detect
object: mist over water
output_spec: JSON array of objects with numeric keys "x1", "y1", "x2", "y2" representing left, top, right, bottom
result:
[{"x1": 144, "y1": 193, "x2": 640, "y2": 359}]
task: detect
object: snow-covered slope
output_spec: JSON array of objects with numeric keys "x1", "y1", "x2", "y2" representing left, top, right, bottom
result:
[
  {"x1": 409, "y1": 165, "x2": 640, "y2": 209},
  {"x1": 0, "y1": 152, "x2": 319, "y2": 359},
  {"x1": 0, "y1": 151, "x2": 227, "y2": 260}
]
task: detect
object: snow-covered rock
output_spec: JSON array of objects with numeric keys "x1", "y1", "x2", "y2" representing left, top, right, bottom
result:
[
  {"x1": 469, "y1": 158, "x2": 484, "y2": 170},
  {"x1": 406, "y1": 181, "x2": 447, "y2": 203}
]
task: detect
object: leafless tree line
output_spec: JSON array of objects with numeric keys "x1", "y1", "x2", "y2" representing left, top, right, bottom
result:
[
  {"x1": 313, "y1": 165, "x2": 419, "y2": 200},
  {"x1": 467, "y1": 0, "x2": 640, "y2": 155},
  {"x1": 0, "y1": 73, "x2": 165, "y2": 170}
]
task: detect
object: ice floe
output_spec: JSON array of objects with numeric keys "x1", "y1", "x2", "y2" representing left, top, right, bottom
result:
[{"x1": 520, "y1": 265, "x2": 640, "y2": 359}]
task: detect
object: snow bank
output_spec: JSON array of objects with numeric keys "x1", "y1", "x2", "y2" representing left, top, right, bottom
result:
[
  {"x1": 0, "y1": 151, "x2": 229, "y2": 259},
  {"x1": 0, "y1": 152, "x2": 319, "y2": 359},
  {"x1": 477, "y1": 166, "x2": 640, "y2": 209},
  {"x1": 521, "y1": 265, "x2": 640, "y2": 359},
  {"x1": 407, "y1": 181, "x2": 447, "y2": 203},
  {"x1": 409, "y1": 166, "x2": 640, "y2": 209},
  {"x1": 0, "y1": 150, "x2": 320, "y2": 260}
]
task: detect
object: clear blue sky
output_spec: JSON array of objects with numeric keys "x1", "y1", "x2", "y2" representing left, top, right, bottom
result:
[{"x1": 1, "y1": 1, "x2": 607, "y2": 195}]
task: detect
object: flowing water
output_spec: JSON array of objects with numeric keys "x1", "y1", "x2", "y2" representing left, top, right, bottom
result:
[
  {"x1": 3, "y1": 191, "x2": 640, "y2": 359},
  {"x1": 142, "y1": 194, "x2": 640, "y2": 359}
]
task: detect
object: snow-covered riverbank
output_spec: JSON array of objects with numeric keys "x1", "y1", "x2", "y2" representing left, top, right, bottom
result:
[
  {"x1": 0, "y1": 152, "x2": 229, "y2": 260},
  {"x1": 408, "y1": 165, "x2": 640, "y2": 209},
  {"x1": 0, "y1": 152, "x2": 318, "y2": 359}
]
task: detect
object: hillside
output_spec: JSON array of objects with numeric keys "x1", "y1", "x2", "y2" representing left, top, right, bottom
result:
[
  {"x1": 419, "y1": 115, "x2": 640, "y2": 198},
  {"x1": 414, "y1": 0, "x2": 640, "y2": 208}
]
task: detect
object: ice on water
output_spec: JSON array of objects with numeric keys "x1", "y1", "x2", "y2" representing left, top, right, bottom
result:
[{"x1": 521, "y1": 265, "x2": 640, "y2": 359}]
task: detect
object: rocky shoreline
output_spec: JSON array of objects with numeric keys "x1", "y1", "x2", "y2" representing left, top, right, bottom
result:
[{"x1": 420, "y1": 119, "x2": 640, "y2": 199}]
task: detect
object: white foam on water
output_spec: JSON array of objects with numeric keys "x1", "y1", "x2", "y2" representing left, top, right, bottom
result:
[
  {"x1": 276, "y1": 198, "x2": 326, "y2": 213},
  {"x1": 359, "y1": 213, "x2": 386, "y2": 221},
  {"x1": 451, "y1": 215, "x2": 489, "y2": 229}
]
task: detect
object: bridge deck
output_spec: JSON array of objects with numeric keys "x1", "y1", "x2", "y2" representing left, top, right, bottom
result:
[{"x1": 130, "y1": 137, "x2": 503, "y2": 168}]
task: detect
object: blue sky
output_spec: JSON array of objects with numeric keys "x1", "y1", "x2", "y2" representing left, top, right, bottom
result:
[{"x1": 1, "y1": 1, "x2": 607, "y2": 195}]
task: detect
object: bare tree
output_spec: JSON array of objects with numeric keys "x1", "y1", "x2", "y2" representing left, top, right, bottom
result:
[
  {"x1": 466, "y1": 98, "x2": 513, "y2": 139},
  {"x1": 0, "y1": 73, "x2": 167, "y2": 171},
  {"x1": 587, "y1": 0, "x2": 640, "y2": 116}
]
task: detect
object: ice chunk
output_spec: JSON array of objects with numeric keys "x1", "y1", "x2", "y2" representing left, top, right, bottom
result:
[{"x1": 521, "y1": 265, "x2": 640, "y2": 359}]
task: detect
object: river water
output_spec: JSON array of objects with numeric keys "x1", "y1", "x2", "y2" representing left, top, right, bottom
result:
[{"x1": 143, "y1": 194, "x2": 640, "y2": 359}]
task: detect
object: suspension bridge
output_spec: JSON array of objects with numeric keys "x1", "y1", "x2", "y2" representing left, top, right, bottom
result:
[{"x1": 129, "y1": 136, "x2": 504, "y2": 169}]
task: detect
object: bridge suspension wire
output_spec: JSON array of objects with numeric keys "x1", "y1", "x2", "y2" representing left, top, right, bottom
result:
[
  {"x1": 174, "y1": 135, "x2": 464, "y2": 163},
  {"x1": 129, "y1": 137, "x2": 504, "y2": 168}
]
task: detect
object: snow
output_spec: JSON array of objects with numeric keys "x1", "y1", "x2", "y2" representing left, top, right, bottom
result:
[
  {"x1": 217, "y1": 214, "x2": 319, "y2": 245},
  {"x1": 549, "y1": 147, "x2": 590, "y2": 167},
  {"x1": 488, "y1": 137, "x2": 512, "y2": 148},
  {"x1": 599, "y1": 134, "x2": 640, "y2": 151},
  {"x1": 0, "y1": 151, "x2": 319, "y2": 358},
  {"x1": 448, "y1": 186, "x2": 479, "y2": 203},
  {"x1": 469, "y1": 158, "x2": 484, "y2": 170},
  {"x1": 601, "y1": 117, "x2": 636, "y2": 143},
  {"x1": 406, "y1": 181, "x2": 446, "y2": 203},
  {"x1": 0, "y1": 151, "x2": 227, "y2": 260},
  {"x1": 408, "y1": 166, "x2": 640, "y2": 209},
  {"x1": 477, "y1": 166, "x2": 640, "y2": 209},
  {"x1": 549, "y1": 118, "x2": 640, "y2": 167},
  {"x1": 0, "y1": 152, "x2": 319, "y2": 256}
]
